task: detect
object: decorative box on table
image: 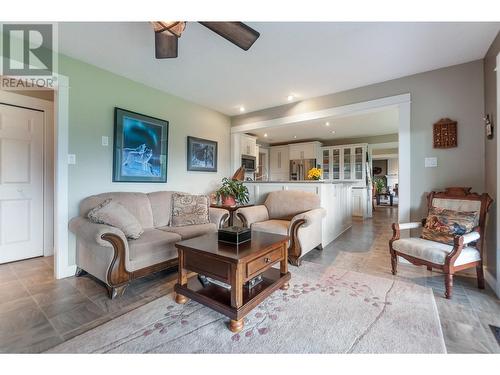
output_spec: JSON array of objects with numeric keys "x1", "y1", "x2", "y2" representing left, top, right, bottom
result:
[{"x1": 218, "y1": 226, "x2": 251, "y2": 244}]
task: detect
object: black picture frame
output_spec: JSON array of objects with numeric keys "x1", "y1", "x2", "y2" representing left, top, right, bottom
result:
[
  {"x1": 112, "y1": 107, "x2": 168, "y2": 183},
  {"x1": 187, "y1": 136, "x2": 218, "y2": 172}
]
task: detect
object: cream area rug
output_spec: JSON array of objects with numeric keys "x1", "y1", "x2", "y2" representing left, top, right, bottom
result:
[{"x1": 47, "y1": 262, "x2": 446, "y2": 353}]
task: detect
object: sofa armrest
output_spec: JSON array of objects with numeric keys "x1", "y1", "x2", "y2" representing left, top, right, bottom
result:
[
  {"x1": 290, "y1": 208, "x2": 326, "y2": 228},
  {"x1": 209, "y1": 207, "x2": 230, "y2": 228},
  {"x1": 69, "y1": 216, "x2": 128, "y2": 249},
  {"x1": 235, "y1": 205, "x2": 269, "y2": 227},
  {"x1": 461, "y1": 231, "x2": 480, "y2": 245}
]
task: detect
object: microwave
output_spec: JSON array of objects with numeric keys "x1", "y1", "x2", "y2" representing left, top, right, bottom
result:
[{"x1": 241, "y1": 155, "x2": 256, "y2": 171}]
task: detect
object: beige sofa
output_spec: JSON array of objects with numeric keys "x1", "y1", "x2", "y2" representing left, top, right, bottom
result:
[
  {"x1": 235, "y1": 190, "x2": 326, "y2": 266},
  {"x1": 69, "y1": 191, "x2": 229, "y2": 298}
]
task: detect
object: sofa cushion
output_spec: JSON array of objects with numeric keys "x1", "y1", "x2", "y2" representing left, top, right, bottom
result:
[
  {"x1": 171, "y1": 193, "x2": 210, "y2": 227},
  {"x1": 80, "y1": 192, "x2": 154, "y2": 229},
  {"x1": 148, "y1": 191, "x2": 177, "y2": 228},
  {"x1": 159, "y1": 223, "x2": 217, "y2": 240},
  {"x1": 87, "y1": 199, "x2": 143, "y2": 239},
  {"x1": 264, "y1": 190, "x2": 320, "y2": 220},
  {"x1": 251, "y1": 220, "x2": 290, "y2": 236},
  {"x1": 128, "y1": 229, "x2": 181, "y2": 270},
  {"x1": 421, "y1": 207, "x2": 478, "y2": 245},
  {"x1": 393, "y1": 237, "x2": 480, "y2": 266}
]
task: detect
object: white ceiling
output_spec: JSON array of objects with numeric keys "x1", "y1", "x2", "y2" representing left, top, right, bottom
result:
[
  {"x1": 58, "y1": 22, "x2": 499, "y2": 115},
  {"x1": 251, "y1": 108, "x2": 399, "y2": 144}
]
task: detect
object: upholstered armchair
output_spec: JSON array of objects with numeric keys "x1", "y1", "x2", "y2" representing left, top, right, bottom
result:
[
  {"x1": 389, "y1": 187, "x2": 493, "y2": 299},
  {"x1": 235, "y1": 190, "x2": 326, "y2": 266}
]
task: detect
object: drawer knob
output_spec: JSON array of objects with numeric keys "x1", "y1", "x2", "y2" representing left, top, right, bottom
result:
[{"x1": 264, "y1": 257, "x2": 271, "y2": 263}]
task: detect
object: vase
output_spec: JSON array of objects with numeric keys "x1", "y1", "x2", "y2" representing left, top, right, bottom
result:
[{"x1": 222, "y1": 195, "x2": 236, "y2": 206}]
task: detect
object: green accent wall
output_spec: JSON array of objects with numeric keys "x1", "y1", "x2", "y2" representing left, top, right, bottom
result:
[{"x1": 59, "y1": 55, "x2": 231, "y2": 264}]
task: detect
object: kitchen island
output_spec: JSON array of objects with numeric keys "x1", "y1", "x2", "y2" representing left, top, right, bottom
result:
[{"x1": 243, "y1": 181, "x2": 355, "y2": 247}]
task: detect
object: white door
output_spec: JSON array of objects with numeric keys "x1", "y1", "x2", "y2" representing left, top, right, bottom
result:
[{"x1": 0, "y1": 103, "x2": 44, "y2": 263}]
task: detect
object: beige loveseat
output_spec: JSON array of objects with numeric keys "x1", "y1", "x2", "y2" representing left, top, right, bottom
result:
[
  {"x1": 235, "y1": 190, "x2": 326, "y2": 266},
  {"x1": 69, "y1": 191, "x2": 229, "y2": 298}
]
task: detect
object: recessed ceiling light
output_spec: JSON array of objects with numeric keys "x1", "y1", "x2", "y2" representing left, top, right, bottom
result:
[
  {"x1": 287, "y1": 95, "x2": 294, "y2": 101},
  {"x1": 293, "y1": 135, "x2": 297, "y2": 139},
  {"x1": 331, "y1": 130, "x2": 336, "y2": 134},
  {"x1": 239, "y1": 106, "x2": 245, "y2": 112},
  {"x1": 325, "y1": 122, "x2": 330, "y2": 126},
  {"x1": 264, "y1": 133, "x2": 268, "y2": 137}
]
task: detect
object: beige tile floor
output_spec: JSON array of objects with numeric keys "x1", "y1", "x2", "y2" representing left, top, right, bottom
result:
[{"x1": 0, "y1": 206, "x2": 498, "y2": 353}]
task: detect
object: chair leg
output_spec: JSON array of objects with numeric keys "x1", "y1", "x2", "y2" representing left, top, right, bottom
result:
[
  {"x1": 445, "y1": 273, "x2": 453, "y2": 299},
  {"x1": 390, "y1": 253, "x2": 397, "y2": 275},
  {"x1": 476, "y1": 264, "x2": 485, "y2": 290}
]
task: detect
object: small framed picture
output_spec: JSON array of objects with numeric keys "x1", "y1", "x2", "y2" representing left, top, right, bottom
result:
[
  {"x1": 113, "y1": 108, "x2": 168, "y2": 183},
  {"x1": 187, "y1": 136, "x2": 218, "y2": 172}
]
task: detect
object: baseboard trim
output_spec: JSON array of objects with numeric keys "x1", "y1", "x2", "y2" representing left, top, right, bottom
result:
[
  {"x1": 484, "y1": 269, "x2": 499, "y2": 298},
  {"x1": 56, "y1": 264, "x2": 77, "y2": 279}
]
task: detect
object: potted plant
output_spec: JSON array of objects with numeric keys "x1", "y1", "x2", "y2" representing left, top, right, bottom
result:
[
  {"x1": 374, "y1": 177, "x2": 385, "y2": 193},
  {"x1": 215, "y1": 177, "x2": 250, "y2": 206},
  {"x1": 307, "y1": 167, "x2": 322, "y2": 180}
]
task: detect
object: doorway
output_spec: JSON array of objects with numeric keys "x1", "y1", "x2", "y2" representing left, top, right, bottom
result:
[{"x1": 0, "y1": 91, "x2": 55, "y2": 264}]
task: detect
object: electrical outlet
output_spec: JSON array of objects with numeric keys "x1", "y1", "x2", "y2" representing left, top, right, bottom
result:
[
  {"x1": 102, "y1": 136, "x2": 109, "y2": 146},
  {"x1": 425, "y1": 157, "x2": 437, "y2": 168},
  {"x1": 68, "y1": 154, "x2": 76, "y2": 165}
]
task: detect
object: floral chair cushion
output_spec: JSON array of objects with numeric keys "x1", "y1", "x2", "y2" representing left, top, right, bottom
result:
[{"x1": 421, "y1": 207, "x2": 478, "y2": 245}]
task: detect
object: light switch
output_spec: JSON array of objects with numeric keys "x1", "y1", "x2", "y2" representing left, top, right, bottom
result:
[
  {"x1": 425, "y1": 157, "x2": 437, "y2": 168},
  {"x1": 102, "y1": 136, "x2": 109, "y2": 146},
  {"x1": 68, "y1": 154, "x2": 76, "y2": 165}
]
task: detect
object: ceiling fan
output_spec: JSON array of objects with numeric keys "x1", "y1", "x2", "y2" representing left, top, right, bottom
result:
[{"x1": 151, "y1": 21, "x2": 260, "y2": 59}]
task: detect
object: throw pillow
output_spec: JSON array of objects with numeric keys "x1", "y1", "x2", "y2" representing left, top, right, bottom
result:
[
  {"x1": 171, "y1": 193, "x2": 210, "y2": 227},
  {"x1": 88, "y1": 199, "x2": 144, "y2": 239},
  {"x1": 421, "y1": 207, "x2": 478, "y2": 245}
]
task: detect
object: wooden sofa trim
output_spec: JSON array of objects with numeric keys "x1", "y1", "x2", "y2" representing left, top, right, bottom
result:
[{"x1": 94, "y1": 233, "x2": 179, "y2": 299}]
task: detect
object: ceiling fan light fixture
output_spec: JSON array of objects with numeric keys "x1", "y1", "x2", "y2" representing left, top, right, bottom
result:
[{"x1": 151, "y1": 21, "x2": 186, "y2": 37}]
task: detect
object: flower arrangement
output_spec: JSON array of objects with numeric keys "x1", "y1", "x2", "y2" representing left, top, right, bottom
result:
[{"x1": 307, "y1": 167, "x2": 322, "y2": 180}]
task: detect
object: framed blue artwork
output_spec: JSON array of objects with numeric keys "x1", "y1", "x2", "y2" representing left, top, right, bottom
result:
[{"x1": 113, "y1": 108, "x2": 168, "y2": 182}]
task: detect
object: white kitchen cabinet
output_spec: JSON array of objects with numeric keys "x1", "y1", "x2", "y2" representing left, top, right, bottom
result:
[
  {"x1": 240, "y1": 134, "x2": 257, "y2": 157},
  {"x1": 269, "y1": 145, "x2": 289, "y2": 181},
  {"x1": 322, "y1": 143, "x2": 367, "y2": 182},
  {"x1": 289, "y1": 141, "x2": 322, "y2": 160},
  {"x1": 351, "y1": 187, "x2": 367, "y2": 217}
]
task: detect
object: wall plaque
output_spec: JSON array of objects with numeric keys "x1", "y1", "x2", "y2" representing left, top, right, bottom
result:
[{"x1": 433, "y1": 118, "x2": 457, "y2": 148}]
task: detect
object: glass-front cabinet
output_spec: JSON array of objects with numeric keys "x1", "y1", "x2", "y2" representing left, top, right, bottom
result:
[
  {"x1": 332, "y1": 148, "x2": 341, "y2": 180},
  {"x1": 354, "y1": 146, "x2": 363, "y2": 180},
  {"x1": 343, "y1": 147, "x2": 352, "y2": 180},
  {"x1": 321, "y1": 143, "x2": 366, "y2": 182},
  {"x1": 321, "y1": 148, "x2": 330, "y2": 180}
]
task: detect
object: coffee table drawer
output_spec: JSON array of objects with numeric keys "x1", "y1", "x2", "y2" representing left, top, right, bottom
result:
[{"x1": 246, "y1": 247, "x2": 283, "y2": 279}]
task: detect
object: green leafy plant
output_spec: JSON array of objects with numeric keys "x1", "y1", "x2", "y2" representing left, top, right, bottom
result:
[
  {"x1": 373, "y1": 177, "x2": 386, "y2": 193},
  {"x1": 215, "y1": 177, "x2": 249, "y2": 204}
]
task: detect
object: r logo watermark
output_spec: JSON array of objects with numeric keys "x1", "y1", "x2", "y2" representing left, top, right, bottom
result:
[{"x1": 1, "y1": 23, "x2": 57, "y2": 90}]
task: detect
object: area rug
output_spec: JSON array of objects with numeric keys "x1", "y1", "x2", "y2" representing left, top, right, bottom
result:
[{"x1": 47, "y1": 262, "x2": 446, "y2": 353}]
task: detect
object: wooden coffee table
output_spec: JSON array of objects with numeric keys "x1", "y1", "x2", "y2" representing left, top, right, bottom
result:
[{"x1": 174, "y1": 232, "x2": 290, "y2": 333}]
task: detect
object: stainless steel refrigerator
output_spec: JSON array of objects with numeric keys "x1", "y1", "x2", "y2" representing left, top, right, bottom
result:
[{"x1": 289, "y1": 159, "x2": 317, "y2": 180}]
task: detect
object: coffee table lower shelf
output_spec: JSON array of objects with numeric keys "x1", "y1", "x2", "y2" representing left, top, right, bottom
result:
[{"x1": 174, "y1": 268, "x2": 291, "y2": 322}]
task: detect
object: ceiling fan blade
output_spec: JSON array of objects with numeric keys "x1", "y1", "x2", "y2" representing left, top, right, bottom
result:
[
  {"x1": 198, "y1": 22, "x2": 260, "y2": 51},
  {"x1": 155, "y1": 31, "x2": 178, "y2": 59}
]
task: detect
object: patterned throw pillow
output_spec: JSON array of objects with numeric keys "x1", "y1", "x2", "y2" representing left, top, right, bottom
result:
[
  {"x1": 88, "y1": 199, "x2": 144, "y2": 239},
  {"x1": 421, "y1": 207, "x2": 479, "y2": 245},
  {"x1": 171, "y1": 193, "x2": 210, "y2": 227}
]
